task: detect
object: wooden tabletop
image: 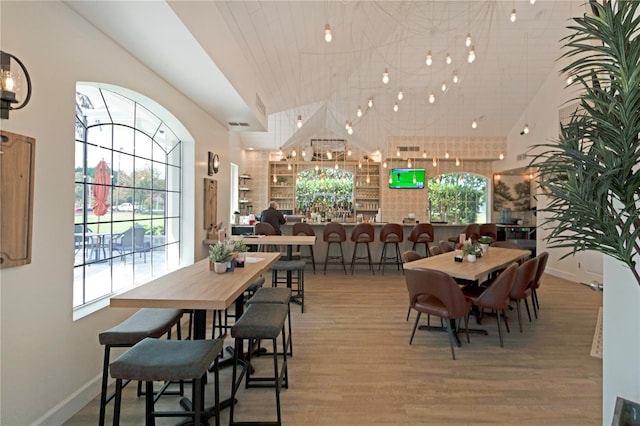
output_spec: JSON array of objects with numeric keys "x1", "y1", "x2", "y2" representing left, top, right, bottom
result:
[
  {"x1": 110, "y1": 252, "x2": 280, "y2": 311},
  {"x1": 403, "y1": 247, "x2": 530, "y2": 282},
  {"x1": 205, "y1": 235, "x2": 317, "y2": 246}
]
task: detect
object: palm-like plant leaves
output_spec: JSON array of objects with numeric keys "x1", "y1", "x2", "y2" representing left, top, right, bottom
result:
[{"x1": 530, "y1": 0, "x2": 640, "y2": 286}]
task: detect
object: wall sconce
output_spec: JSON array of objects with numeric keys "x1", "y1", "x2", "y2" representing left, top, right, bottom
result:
[
  {"x1": 208, "y1": 152, "x2": 220, "y2": 175},
  {"x1": 1, "y1": 51, "x2": 32, "y2": 120}
]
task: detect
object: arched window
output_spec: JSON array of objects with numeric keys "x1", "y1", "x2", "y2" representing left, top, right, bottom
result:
[
  {"x1": 427, "y1": 173, "x2": 488, "y2": 223},
  {"x1": 73, "y1": 83, "x2": 182, "y2": 309}
]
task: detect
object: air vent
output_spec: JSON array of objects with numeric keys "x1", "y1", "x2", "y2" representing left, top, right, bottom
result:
[
  {"x1": 228, "y1": 122, "x2": 250, "y2": 127},
  {"x1": 517, "y1": 153, "x2": 527, "y2": 161},
  {"x1": 255, "y1": 93, "x2": 266, "y2": 117},
  {"x1": 397, "y1": 146, "x2": 420, "y2": 152}
]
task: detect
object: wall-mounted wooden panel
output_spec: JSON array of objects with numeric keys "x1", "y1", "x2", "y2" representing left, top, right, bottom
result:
[
  {"x1": 0, "y1": 131, "x2": 35, "y2": 269},
  {"x1": 204, "y1": 178, "x2": 217, "y2": 230}
]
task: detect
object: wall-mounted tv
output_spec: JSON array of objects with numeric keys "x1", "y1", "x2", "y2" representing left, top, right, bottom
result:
[{"x1": 389, "y1": 168, "x2": 425, "y2": 189}]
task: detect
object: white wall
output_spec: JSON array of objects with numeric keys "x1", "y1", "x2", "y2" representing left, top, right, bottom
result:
[{"x1": 0, "y1": 2, "x2": 230, "y2": 424}]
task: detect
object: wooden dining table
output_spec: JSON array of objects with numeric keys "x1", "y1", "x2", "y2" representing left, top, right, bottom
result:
[
  {"x1": 230, "y1": 234, "x2": 316, "y2": 260},
  {"x1": 403, "y1": 246, "x2": 530, "y2": 283}
]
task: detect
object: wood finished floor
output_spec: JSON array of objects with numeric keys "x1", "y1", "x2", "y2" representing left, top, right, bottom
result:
[{"x1": 66, "y1": 267, "x2": 603, "y2": 425}]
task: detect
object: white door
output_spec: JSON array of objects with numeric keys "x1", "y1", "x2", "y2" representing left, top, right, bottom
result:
[{"x1": 577, "y1": 249, "x2": 604, "y2": 285}]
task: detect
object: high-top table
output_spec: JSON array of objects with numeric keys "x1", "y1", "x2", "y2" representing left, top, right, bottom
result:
[{"x1": 110, "y1": 252, "x2": 280, "y2": 339}]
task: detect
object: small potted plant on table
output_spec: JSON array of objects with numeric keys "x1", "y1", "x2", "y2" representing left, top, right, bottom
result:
[
  {"x1": 461, "y1": 239, "x2": 481, "y2": 263},
  {"x1": 232, "y1": 239, "x2": 249, "y2": 267},
  {"x1": 478, "y1": 236, "x2": 492, "y2": 253},
  {"x1": 209, "y1": 242, "x2": 233, "y2": 273}
]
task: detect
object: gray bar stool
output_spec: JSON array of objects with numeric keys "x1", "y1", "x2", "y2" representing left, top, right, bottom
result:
[
  {"x1": 247, "y1": 286, "x2": 293, "y2": 356},
  {"x1": 110, "y1": 337, "x2": 224, "y2": 426},
  {"x1": 271, "y1": 259, "x2": 305, "y2": 313},
  {"x1": 230, "y1": 303, "x2": 289, "y2": 426},
  {"x1": 98, "y1": 308, "x2": 183, "y2": 426}
]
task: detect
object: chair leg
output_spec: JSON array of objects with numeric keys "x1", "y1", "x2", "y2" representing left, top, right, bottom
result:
[
  {"x1": 366, "y1": 243, "x2": 374, "y2": 275},
  {"x1": 502, "y1": 309, "x2": 510, "y2": 333},
  {"x1": 406, "y1": 305, "x2": 411, "y2": 322},
  {"x1": 531, "y1": 293, "x2": 538, "y2": 319},
  {"x1": 496, "y1": 311, "x2": 504, "y2": 347},
  {"x1": 444, "y1": 319, "x2": 456, "y2": 360},
  {"x1": 99, "y1": 346, "x2": 111, "y2": 426},
  {"x1": 309, "y1": 246, "x2": 316, "y2": 275},
  {"x1": 524, "y1": 298, "x2": 532, "y2": 322},
  {"x1": 145, "y1": 381, "x2": 155, "y2": 426},
  {"x1": 409, "y1": 312, "x2": 421, "y2": 344},
  {"x1": 350, "y1": 243, "x2": 358, "y2": 274},
  {"x1": 394, "y1": 243, "x2": 403, "y2": 273},
  {"x1": 516, "y1": 300, "x2": 523, "y2": 333},
  {"x1": 338, "y1": 243, "x2": 347, "y2": 274},
  {"x1": 113, "y1": 379, "x2": 123, "y2": 426}
]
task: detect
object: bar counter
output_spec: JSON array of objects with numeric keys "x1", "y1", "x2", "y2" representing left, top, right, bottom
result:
[{"x1": 214, "y1": 222, "x2": 469, "y2": 269}]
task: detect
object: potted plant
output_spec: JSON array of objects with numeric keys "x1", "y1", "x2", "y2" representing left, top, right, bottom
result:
[
  {"x1": 530, "y1": 0, "x2": 640, "y2": 288},
  {"x1": 461, "y1": 239, "x2": 481, "y2": 263},
  {"x1": 232, "y1": 239, "x2": 249, "y2": 268},
  {"x1": 478, "y1": 236, "x2": 492, "y2": 253},
  {"x1": 208, "y1": 242, "x2": 233, "y2": 273}
]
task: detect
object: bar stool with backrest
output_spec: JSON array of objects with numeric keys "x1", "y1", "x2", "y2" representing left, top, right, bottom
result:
[
  {"x1": 378, "y1": 223, "x2": 404, "y2": 275},
  {"x1": 98, "y1": 308, "x2": 184, "y2": 426},
  {"x1": 350, "y1": 223, "x2": 375, "y2": 275},
  {"x1": 255, "y1": 222, "x2": 278, "y2": 252},
  {"x1": 448, "y1": 223, "x2": 480, "y2": 244},
  {"x1": 479, "y1": 223, "x2": 498, "y2": 242},
  {"x1": 323, "y1": 222, "x2": 347, "y2": 274},
  {"x1": 509, "y1": 256, "x2": 539, "y2": 332},
  {"x1": 408, "y1": 223, "x2": 434, "y2": 257},
  {"x1": 292, "y1": 222, "x2": 316, "y2": 274}
]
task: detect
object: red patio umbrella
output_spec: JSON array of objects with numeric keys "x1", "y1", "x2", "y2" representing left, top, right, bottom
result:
[{"x1": 92, "y1": 159, "x2": 111, "y2": 217}]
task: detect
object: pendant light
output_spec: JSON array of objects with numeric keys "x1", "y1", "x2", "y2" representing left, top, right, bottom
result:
[
  {"x1": 453, "y1": 71, "x2": 459, "y2": 83},
  {"x1": 429, "y1": 92, "x2": 435, "y2": 104},
  {"x1": 510, "y1": 8, "x2": 517, "y2": 22},
  {"x1": 382, "y1": 68, "x2": 389, "y2": 84},
  {"x1": 446, "y1": 53, "x2": 452, "y2": 65},
  {"x1": 471, "y1": 119, "x2": 478, "y2": 129},
  {"x1": 296, "y1": 115, "x2": 303, "y2": 128},
  {"x1": 356, "y1": 105, "x2": 362, "y2": 117},
  {"x1": 368, "y1": 97, "x2": 374, "y2": 108},
  {"x1": 393, "y1": 102, "x2": 399, "y2": 112},
  {"x1": 425, "y1": 50, "x2": 433, "y2": 66},
  {"x1": 324, "y1": 24, "x2": 332, "y2": 42},
  {"x1": 397, "y1": 89, "x2": 403, "y2": 100},
  {"x1": 465, "y1": 33, "x2": 472, "y2": 47},
  {"x1": 468, "y1": 46, "x2": 476, "y2": 63}
]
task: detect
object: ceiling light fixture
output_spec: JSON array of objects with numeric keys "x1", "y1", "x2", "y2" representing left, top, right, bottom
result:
[
  {"x1": 382, "y1": 68, "x2": 389, "y2": 84},
  {"x1": 292, "y1": 147, "x2": 297, "y2": 157},
  {"x1": 407, "y1": 158, "x2": 412, "y2": 168},
  {"x1": 396, "y1": 148, "x2": 401, "y2": 157},
  {"x1": 499, "y1": 152, "x2": 505, "y2": 160},
  {"x1": 471, "y1": 119, "x2": 478, "y2": 129},
  {"x1": 296, "y1": 114, "x2": 303, "y2": 128},
  {"x1": 347, "y1": 147, "x2": 352, "y2": 156},
  {"x1": 357, "y1": 105, "x2": 362, "y2": 117},
  {"x1": 422, "y1": 150, "x2": 427, "y2": 158},
  {"x1": 446, "y1": 53, "x2": 452, "y2": 65},
  {"x1": 510, "y1": 8, "x2": 517, "y2": 22},
  {"x1": 324, "y1": 23, "x2": 332, "y2": 42},
  {"x1": 465, "y1": 33, "x2": 472, "y2": 47},
  {"x1": 432, "y1": 157, "x2": 437, "y2": 167},
  {"x1": 393, "y1": 102, "x2": 399, "y2": 112},
  {"x1": 468, "y1": 46, "x2": 476, "y2": 63},
  {"x1": 347, "y1": 126, "x2": 354, "y2": 135},
  {"x1": 425, "y1": 50, "x2": 433, "y2": 66},
  {"x1": 441, "y1": 81, "x2": 447, "y2": 92},
  {"x1": 523, "y1": 123, "x2": 530, "y2": 134},
  {"x1": 397, "y1": 89, "x2": 403, "y2": 100},
  {"x1": 368, "y1": 97, "x2": 374, "y2": 108},
  {"x1": 429, "y1": 92, "x2": 435, "y2": 103},
  {"x1": 530, "y1": 0, "x2": 536, "y2": 4},
  {"x1": 452, "y1": 71, "x2": 459, "y2": 83},
  {"x1": 383, "y1": 160, "x2": 387, "y2": 168},
  {"x1": 455, "y1": 157, "x2": 460, "y2": 166}
]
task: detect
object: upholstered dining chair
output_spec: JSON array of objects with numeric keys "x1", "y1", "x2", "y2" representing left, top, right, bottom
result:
[
  {"x1": 407, "y1": 223, "x2": 434, "y2": 257},
  {"x1": 405, "y1": 267, "x2": 472, "y2": 360},
  {"x1": 479, "y1": 223, "x2": 498, "y2": 242},
  {"x1": 429, "y1": 246, "x2": 443, "y2": 256},
  {"x1": 402, "y1": 250, "x2": 424, "y2": 321},
  {"x1": 462, "y1": 263, "x2": 518, "y2": 347},
  {"x1": 439, "y1": 240, "x2": 454, "y2": 253},
  {"x1": 448, "y1": 223, "x2": 480, "y2": 244},
  {"x1": 509, "y1": 257, "x2": 539, "y2": 332},
  {"x1": 490, "y1": 240, "x2": 521, "y2": 250},
  {"x1": 531, "y1": 251, "x2": 549, "y2": 313},
  {"x1": 254, "y1": 222, "x2": 277, "y2": 252}
]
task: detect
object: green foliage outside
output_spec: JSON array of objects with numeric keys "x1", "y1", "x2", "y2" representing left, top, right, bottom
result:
[
  {"x1": 295, "y1": 168, "x2": 354, "y2": 211},
  {"x1": 428, "y1": 173, "x2": 487, "y2": 224}
]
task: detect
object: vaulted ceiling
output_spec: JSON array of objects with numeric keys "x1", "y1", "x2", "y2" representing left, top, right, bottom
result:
[{"x1": 67, "y1": 0, "x2": 586, "y2": 157}]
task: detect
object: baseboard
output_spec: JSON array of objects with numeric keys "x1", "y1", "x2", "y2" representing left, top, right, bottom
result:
[
  {"x1": 32, "y1": 374, "x2": 101, "y2": 425},
  {"x1": 544, "y1": 266, "x2": 577, "y2": 283}
]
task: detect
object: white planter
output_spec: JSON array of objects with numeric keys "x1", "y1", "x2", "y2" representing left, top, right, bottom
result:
[
  {"x1": 479, "y1": 243, "x2": 489, "y2": 254},
  {"x1": 213, "y1": 262, "x2": 227, "y2": 273},
  {"x1": 467, "y1": 254, "x2": 477, "y2": 263}
]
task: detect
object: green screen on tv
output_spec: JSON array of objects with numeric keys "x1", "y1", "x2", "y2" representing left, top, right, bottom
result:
[{"x1": 389, "y1": 168, "x2": 425, "y2": 189}]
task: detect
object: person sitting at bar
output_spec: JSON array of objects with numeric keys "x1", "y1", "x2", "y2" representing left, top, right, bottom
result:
[{"x1": 259, "y1": 201, "x2": 287, "y2": 235}]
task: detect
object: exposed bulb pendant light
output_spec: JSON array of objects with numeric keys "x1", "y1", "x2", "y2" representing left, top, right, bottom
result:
[
  {"x1": 441, "y1": 81, "x2": 447, "y2": 92},
  {"x1": 422, "y1": 150, "x2": 427, "y2": 158},
  {"x1": 455, "y1": 157, "x2": 460, "y2": 166},
  {"x1": 446, "y1": 53, "x2": 452, "y2": 65},
  {"x1": 471, "y1": 119, "x2": 478, "y2": 129},
  {"x1": 407, "y1": 158, "x2": 412, "y2": 168},
  {"x1": 425, "y1": 50, "x2": 433, "y2": 66},
  {"x1": 393, "y1": 102, "x2": 399, "y2": 112},
  {"x1": 397, "y1": 89, "x2": 403, "y2": 100},
  {"x1": 327, "y1": 149, "x2": 332, "y2": 160},
  {"x1": 324, "y1": 23, "x2": 332, "y2": 42},
  {"x1": 453, "y1": 71, "x2": 459, "y2": 83},
  {"x1": 432, "y1": 157, "x2": 437, "y2": 167},
  {"x1": 296, "y1": 115, "x2": 303, "y2": 128},
  {"x1": 445, "y1": 151, "x2": 450, "y2": 159},
  {"x1": 523, "y1": 123, "x2": 530, "y2": 134},
  {"x1": 345, "y1": 120, "x2": 350, "y2": 130},
  {"x1": 357, "y1": 105, "x2": 362, "y2": 117},
  {"x1": 334, "y1": 161, "x2": 339, "y2": 170},
  {"x1": 382, "y1": 68, "x2": 389, "y2": 84},
  {"x1": 358, "y1": 161, "x2": 362, "y2": 169},
  {"x1": 499, "y1": 152, "x2": 505, "y2": 160},
  {"x1": 383, "y1": 160, "x2": 387, "y2": 168},
  {"x1": 366, "y1": 174, "x2": 370, "y2": 184},
  {"x1": 347, "y1": 126, "x2": 354, "y2": 135},
  {"x1": 396, "y1": 148, "x2": 401, "y2": 157},
  {"x1": 530, "y1": 0, "x2": 536, "y2": 4},
  {"x1": 347, "y1": 147, "x2": 352, "y2": 156},
  {"x1": 273, "y1": 174, "x2": 277, "y2": 183},
  {"x1": 292, "y1": 147, "x2": 297, "y2": 157},
  {"x1": 468, "y1": 46, "x2": 476, "y2": 63},
  {"x1": 429, "y1": 92, "x2": 435, "y2": 104},
  {"x1": 368, "y1": 97, "x2": 374, "y2": 108},
  {"x1": 315, "y1": 164, "x2": 320, "y2": 171},
  {"x1": 510, "y1": 8, "x2": 517, "y2": 22},
  {"x1": 278, "y1": 147, "x2": 283, "y2": 156},
  {"x1": 465, "y1": 33, "x2": 472, "y2": 47},
  {"x1": 287, "y1": 163, "x2": 292, "y2": 171}
]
